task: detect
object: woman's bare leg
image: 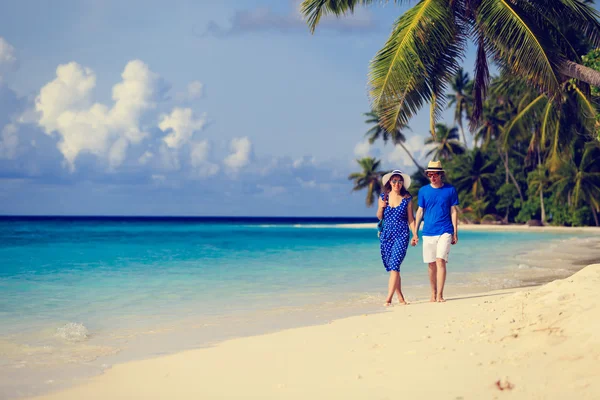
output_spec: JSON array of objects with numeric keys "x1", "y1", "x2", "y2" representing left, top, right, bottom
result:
[
  {"x1": 385, "y1": 271, "x2": 399, "y2": 305},
  {"x1": 395, "y1": 274, "x2": 407, "y2": 304}
]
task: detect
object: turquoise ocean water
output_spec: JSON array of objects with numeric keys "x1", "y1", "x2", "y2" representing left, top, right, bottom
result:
[{"x1": 0, "y1": 216, "x2": 596, "y2": 398}]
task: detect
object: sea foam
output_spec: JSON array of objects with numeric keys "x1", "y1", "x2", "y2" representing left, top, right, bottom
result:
[{"x1": 55, "y1": 323, "x2": 89, "y2": 342}]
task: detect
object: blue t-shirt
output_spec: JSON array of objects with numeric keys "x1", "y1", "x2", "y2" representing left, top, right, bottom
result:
[{"x1": 418, "y1": 183, "x2": 459, "y2": 236}]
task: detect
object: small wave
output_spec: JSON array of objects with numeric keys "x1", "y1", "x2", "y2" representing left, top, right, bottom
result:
[{"x1": 55, "y1": 322, "x2": 89, "y2": 342}]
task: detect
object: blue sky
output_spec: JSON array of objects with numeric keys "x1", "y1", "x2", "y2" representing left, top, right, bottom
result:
[{"x1": 0, "y1": 0, "x2": 475, "y2": 217}]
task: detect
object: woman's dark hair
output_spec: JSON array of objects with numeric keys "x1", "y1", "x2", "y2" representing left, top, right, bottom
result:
[{"x1": 384, "y1": 174, "x2": 408, "y2": 196}]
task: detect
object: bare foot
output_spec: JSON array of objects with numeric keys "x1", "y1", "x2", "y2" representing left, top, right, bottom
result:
[
  {"x1": 436, "y1": 297, "x2": 446, "y2": 303},
  {"x1": 399, "y1": 299, "x2": 409, "y2": 305},
  {"x1": 430, "y1": 294, "x2": 437, "y2": 302},
  {"x1": 383, "y1": 302, "x2": 392, "y2": 307}
]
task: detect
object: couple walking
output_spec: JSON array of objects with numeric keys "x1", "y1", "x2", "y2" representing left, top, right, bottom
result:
[{"x1": 377, "y1": 160, "x2": 459, "y2": 305}]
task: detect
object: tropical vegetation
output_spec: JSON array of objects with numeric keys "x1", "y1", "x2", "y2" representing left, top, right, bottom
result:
[
  {"x1": 301, "y1": 0, "x2": 600, "y2": 138},
  {"x1": 349, "y1": 55, "x2": 600, "y2": 226},
  {"x1": 307, "y1": 1, "x2": 600, "y2": 226}
]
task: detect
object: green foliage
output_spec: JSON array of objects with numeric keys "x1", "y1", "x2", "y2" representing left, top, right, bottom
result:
[
  {"x1": 581, "y1": 48, "x2": 600, "y2": 139},
  {"x1": 582, "y1": 48, "x2": 600, "y2": 97},
  {"x1": 301, "y1": 0, "x2": 600, "y2": 134},
  {"x1": 496, "y1": 183, "x2": 521, "y2": 222},
  {"x1": 348, "y1": 157, "x2": 384, "y2": 207}
]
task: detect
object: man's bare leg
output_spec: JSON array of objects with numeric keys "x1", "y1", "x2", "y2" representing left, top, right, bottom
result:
[
  {"x1": 395, "y1": 274, "x2": 407, "y2": 304},
  {"x1": 385, "y1": 271, "x2": 399, "y2": 305},
  {"x1": 435, "y1": 258, "x2": 447, "y2": 302},
  {"x1": 428, "y1": 262, "x2": 437, "y2": 302}
]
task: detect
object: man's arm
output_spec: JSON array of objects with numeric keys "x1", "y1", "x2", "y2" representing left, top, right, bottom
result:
[
  {"x1": 451, "y1": 205, "x2": 459, "y2": 245},
  {"x1": 412, "y1": 206, "x2": 424, "y2": 245}
]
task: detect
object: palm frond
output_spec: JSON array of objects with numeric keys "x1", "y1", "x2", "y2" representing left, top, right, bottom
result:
[
  {"x1": 301, "y1": 0, "x2": 404, "y2": 33},
  {"x1": 543, "y1": 0, "x2": 600, "y2": 48},
  {"x1": 476, "y1": 0, "x2": 562, "y2": 99},
  {"x1": 470, "y1": 32, "x2": 490, "y2": 129},
  {"x1": 369, "y1": 0, "x2": 463, "y2": 133},
  {"x1": 540, "y1": 100, "x2": 555, "y2": 148},
  {"x1": 502, "y1": 94, "x2": 547, "y2": 148}
]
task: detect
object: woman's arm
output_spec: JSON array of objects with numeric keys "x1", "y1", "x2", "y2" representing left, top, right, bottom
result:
[
  {"x1": 411, "y1": 204, "x2": 422, "y2": 246},
  {"x1": 407, "y1": 200, "x2": 417, "y2": 237},
  {"x1": 376, "y1": 195, "x2": 386, "y2": 220}
]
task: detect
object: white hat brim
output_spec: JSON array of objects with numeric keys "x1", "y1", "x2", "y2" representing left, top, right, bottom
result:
[{"x1": 382, "y1": 170, "x2": 411, "y2": 190}]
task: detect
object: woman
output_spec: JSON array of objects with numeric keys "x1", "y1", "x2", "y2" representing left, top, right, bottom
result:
[{"x1": 377, "y1": 169, "x2": 417, "y2": 306}]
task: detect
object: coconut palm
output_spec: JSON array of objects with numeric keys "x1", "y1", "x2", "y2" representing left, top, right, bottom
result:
[
  {"x1": 425, "y1": 124, "x2": 465, "y2": 161},
  {"x1": 502, "y1": 79, "x2": 598, "y2": 172},
  {"x1": 551, "y1": 141, "x2": 600, "y2": 225},
  {"x1": 528, "y1": 165, "x2": 552, "y2": 224},
  {"x1": 447, "y1": 68, "x2": 472, "y2": 147},
  {"x1": 348, "y1": 157, "x2": 385, "y2": 207},
  {"x1": 449, "y1": 149, "x2": 497, "y2": 200},
  {"x1": 363, "y1": 111, "x2": 424, "y2": 171},
  {"x1": 301, "y1": 0, "x2": 600, "y2": 135}
]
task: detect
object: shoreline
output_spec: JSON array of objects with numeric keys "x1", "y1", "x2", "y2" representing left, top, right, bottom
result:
[
  {"x1": 5, "y1": 232, "x2": 600, "y2": 399},
  {"x1": 26, "y1": 264, "x2": 600, "y2": 400},
  {"x1": 336, "y1": 222, "x2": 600, "y2": 233}
]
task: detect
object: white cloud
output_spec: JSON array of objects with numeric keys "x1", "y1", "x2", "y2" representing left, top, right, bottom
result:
[
  {"x1": 0, "y1": 124, "x2": 19, "y2": 159},
  {"x1": 189, "y1": 140, "x2": 209, "y2": 166},
  {"x1": 107, "y1": 137, "x2": 129, "y2": 170},
  {"x1": 387, "y1": 134, "x2": 433, "y2": 169},
  {"x1": 34, "y1": 60, "x2": 161, "y2": 171},
  {"x1": 292, "y1": 155, "x2": 316, "y2": 169},
  {"x1": 138, "y1": 151, "x2": 154, "y2": 165},
  {"x1": 187, "y1": 81, "x2": 203, "y2": 100},
  {"x1": 353, "y1": 139, "x2": 371, "y2": 158},
  {"x1": 158, "y1": 143, "x2": 181, "y2": 171},
  {"x1": 224, "y1": 136, "x2": 252, "y2": 170},
  {"x1": 0, "y1": 37, "x2": 16, "y2": 65},
  {"x1": 36, "y1": 62, "x2": 96, "y2": 132},
  {"x1": 203, "y1": 0, "x2": 377, "y2": 37},
  {"x1": 0, "y1": 37, "x2": 17, "y2": 81},
  {"x1": 296, "y1": 177, "x2": 331, "y2": 191},
  {"x1": 190, "y1": 140, "x2": 219, "y2": 177},
  {"x1": 159, "y1": 108, "x2": 206, "y2": 149}
]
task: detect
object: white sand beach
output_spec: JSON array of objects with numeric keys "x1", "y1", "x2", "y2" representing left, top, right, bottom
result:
[{"x1": 28, "y1": 263, "x2": 600, "y2": 400}]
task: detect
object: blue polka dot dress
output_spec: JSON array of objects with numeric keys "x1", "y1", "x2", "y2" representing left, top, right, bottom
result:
[{"x1": 379, "y1": 192, "x2": 411, "y2": 272}]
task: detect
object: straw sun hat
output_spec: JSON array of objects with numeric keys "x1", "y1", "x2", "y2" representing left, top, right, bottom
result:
[
  {"x1": 424, "y1": 160, "x2": 445, "y2": 172},
  {"x1": 381, "y1": 170, "x2": 411, "y2": 189}
]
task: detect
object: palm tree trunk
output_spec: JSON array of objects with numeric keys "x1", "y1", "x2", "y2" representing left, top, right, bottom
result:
[
  {"x1": 397, "y1": 141, "x2": 425, "y2": 172},
  {"x1": 560, "y1": 61, "x2": 600, "y2": 87},
  {"x1": 498, "y1": 147, "x2": 524, "y2": 205},
  {"x1": 540, "y1": 188, "x2": 546, "y2": 224},
  {"x1": 458, "y1": 118, "x2": 468, "y2": 148}
]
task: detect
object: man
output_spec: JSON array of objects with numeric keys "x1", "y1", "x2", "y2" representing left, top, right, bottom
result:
[{"x1": 411, "y1": 160, "x2": 459, "y2": 303}]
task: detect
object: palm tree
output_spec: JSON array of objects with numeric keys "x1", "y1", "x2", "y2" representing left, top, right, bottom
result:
[
  {"x1": 502, "y1": 78, "x2": 598, "y2": 172},
  {"x1": 425, "y1": 124, "x2": 465, "y2": 161},
  {"x1": 447, "y1": 68, "x2": 472, "y2": 147},
  {"x1": 528, "y1": 165, "x2": 552, "y2": 224},
  {"x1": 301, "y1": 0, "x2": 600, "y2": 135},
  {"x1": 449, "y1": 149, "x2": 497, "y2": 200},
  {"x1": 363, "y1": 111, "x2": 424, "y2": 171},
  {"x1": 551, "y1": 141, "x2": 600, "y2": 226},
  {"x1": 348, "y1": 157, "x2": 384, "y2": 207},
  {"x1": 474, "y1": 102, "x2": 509, "y2": 150}
]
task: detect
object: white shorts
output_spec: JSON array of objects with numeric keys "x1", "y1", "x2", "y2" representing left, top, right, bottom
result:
[{"x1": 422, "y1": 233, "x2": 452, "y2": 263}]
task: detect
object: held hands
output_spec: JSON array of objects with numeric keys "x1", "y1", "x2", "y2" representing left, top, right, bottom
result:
[
  {"x1": 411, "y1": 236, "x2": 419, "y2": 247},
  {"x1": 451, "y1": 233, "x2": 458, "y2": 245}
]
